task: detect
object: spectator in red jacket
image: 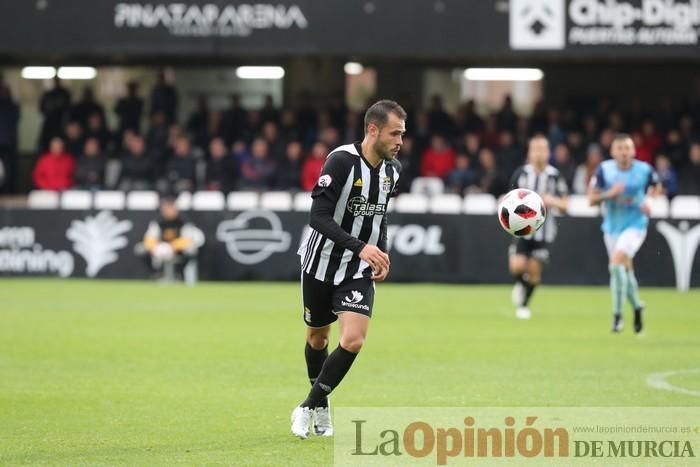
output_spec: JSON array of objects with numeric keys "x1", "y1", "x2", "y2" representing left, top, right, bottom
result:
[
  {"x1": 301, "y1": 142, "x2": 328, "y2": 191},
  {"x1": 420, "y1": 134, "x2": 456, "y2": 179},
  {"x1": 32, "y1": 136, "x2": 75, "y2": 191}
]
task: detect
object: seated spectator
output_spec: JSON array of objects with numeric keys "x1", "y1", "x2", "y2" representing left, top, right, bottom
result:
[
  {"x1": 118, "y1": 135, "x2": 155, "y2": 191},
  {"x1": 74, "y1": 138, "x2": 105, "y2": 190},
  {"x1": 474, "y1": 147, "x2": 507, "y2": 196},
  {"x1": 146, "y1": 111, "x2": 169, "y2": 162},
  {"x1": 632, "y1": 132, "x2": 653, "y2": 165},
  {"x1": 495, "y1": 130, "x2": 521, "y2": 177},
  {"x1": 458, "y1": 132, "x2": 481, "y2": 165},
  {"x1": 679, "y1": 143, "x2": 700, "y2": 195},
  {"x1": 32, "y1": 137, "x2": 75, "y2": 191},
  {"x1": 139, "y1": 197, "x2": 201, "y2": 283},
  {"x1": 239, "y1": 138, "x2": 276, "y2": 190},
  {"x1": 420, "y1": 135, "x2": 455, "y2": 179},
  {"x1": 566, "y1": 131, "x2": 586, "y2": 164},
  {"x1": 553, "y1": 143, "x2": 576, "y2": 190},
  {"x1": 262, "y1": 121, "x2": 286, "y2": 162},
  {"x1": 63, "y1": 121, "x2": 84, "y2": 157},
  {"x1": 162, "y1": 135, "x2": 196, "y2": 193},
  {"x1": 204, "y1": 137, "x2": 237, "y2": 193},
  {"x1": 572, "y1": 144, "x2": 604, "y2": 194},
  {"x1": 396, "y1": 136, "x2": 419, "y2": 191},
  {"x1": 301, "y1": 142, "x2": 328, "y2": 191},
  {"x1": 275, "y1": 141, "x2": 303, "y2": 190},
  {"x1": 639, "y1": 119, "x2": 662, "y2": 158},
  {"x1": 662, "y1": 129, "x2": 687, "y2": 170},
  {"x1": 84, "y1": 111, "x2": 113, "y2": 154},
  {"x1": 655, "y1": 154, "x2": 678, "y2": 199},
  {"x1": 445, "y1": 154, "x2": 478, "y2": 194}
]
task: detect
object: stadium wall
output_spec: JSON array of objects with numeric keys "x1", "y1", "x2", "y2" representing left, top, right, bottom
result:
[
  {"x1": 2, "y1": 0, "x2": 700, "y2": 61},
  {"x1": 1, "y1": 209, "x2": 698, "y2": 288}
]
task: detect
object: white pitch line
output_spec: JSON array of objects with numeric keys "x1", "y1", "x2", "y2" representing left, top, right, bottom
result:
[{"x1": 646, "y1": 369, "x2": 700, "y2": 398}]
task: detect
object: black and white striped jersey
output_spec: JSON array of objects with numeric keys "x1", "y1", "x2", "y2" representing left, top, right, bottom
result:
[
  {"x1": 510, "y1": 164, "x2": 568, "y2": 243},
  {"x1": 297, "y1": 143, "x2": 400, "y2": 285}
]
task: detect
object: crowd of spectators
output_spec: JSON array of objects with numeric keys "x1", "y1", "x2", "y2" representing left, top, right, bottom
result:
[{"x1": 2, "y1": 72, "x2": 700, "y2": 198}]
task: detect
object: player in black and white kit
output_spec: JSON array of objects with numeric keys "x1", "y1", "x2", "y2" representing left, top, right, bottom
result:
[
  {"x1": 291, "y1": 100, "x2": 405, "y2": 439},
  {"x1": 509, "y1": 134, "x2": 569, "y2": 320}
]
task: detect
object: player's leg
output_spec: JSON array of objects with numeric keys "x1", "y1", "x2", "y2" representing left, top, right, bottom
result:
[
  {"x1": 608, "y1": 248, "x2": 629, "y2": 332},
  {"x1": 299, "y1": 278, "x2": 374, "y2": 413},
  {"x1": 305, "y1": 325, "x2": 330, "y2": 405},
  {"x1": 604, "y1": 233, "x2": 626, "y2": 332},
  {"x1": 292, "y1": 274, "x2": 337, "y2": 439},
  {"x1": 509, "y1": 240, "x2": 529, "y2": 307},
  {"x1": 523, "y1": 256, "x2": 543, "y2": 305},
  {"x1": 618, "y1": 229, "x2": 647, "y2": 333},
  {"x1": 301, "y1": 312, "x2": 367, "y2": 406}
]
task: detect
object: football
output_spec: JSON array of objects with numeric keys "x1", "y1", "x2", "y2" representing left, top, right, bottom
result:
[{"x1": 497, "y1": 188, "x2": 546, "y2": 237}]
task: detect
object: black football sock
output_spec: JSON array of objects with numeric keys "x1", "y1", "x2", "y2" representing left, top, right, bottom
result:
[
  {"x1": 301, "y1": 345, "x2": 358, "y2": 408},
  {"x1": 523, "y1": 282, "x2": 537, "y2": 307},
  {"x1": 304, "y1": 342, "x2": 329, "y2": 407},
  {"x1": 513, "y1": 273, "x2": 528, "y2": 287}
]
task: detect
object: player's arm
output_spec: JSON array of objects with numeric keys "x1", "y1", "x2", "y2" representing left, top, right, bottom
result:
[
  {"x1": 143, "y1": 221, "x2": 160, "y2": 253},
  {"x1": 170, "y1": 223, "x2": 196, "y2": 252},
  {"x1": 309, "y1": 154, "x2": 389, "y2": 272},
  {"x1": 587, "y1": 165, "x2": 623, "y2": 206},
  {"x1": 640, "y1": 168, "x2": 664, "y2": 215},
  {"x1": 543, "y1": 174, "x2": 569, "y2": 213}
]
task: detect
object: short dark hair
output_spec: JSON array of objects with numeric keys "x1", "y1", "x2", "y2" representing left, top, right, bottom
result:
[
  {"x1": 364, "y1": 100, "x2": 407, "y2": 135},
  {"x1": 613, "y1": 133, "x2": 633, "y2": 143}
]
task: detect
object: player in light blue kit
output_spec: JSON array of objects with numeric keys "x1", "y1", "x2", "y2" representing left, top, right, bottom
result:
[{"x1": 588, "y1": 134, "x2": 661, "y2": 333}]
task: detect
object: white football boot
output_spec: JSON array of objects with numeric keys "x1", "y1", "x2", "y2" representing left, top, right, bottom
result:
[
  {"x1": 515, "y1": 306, "x2": 532, "y2": 320},
  {"x1": 291, "y1": 406, "x2": 313, "y2": 439},
  {"x1": 313, "y1": 403, "x2": 333, "y2": 437}
]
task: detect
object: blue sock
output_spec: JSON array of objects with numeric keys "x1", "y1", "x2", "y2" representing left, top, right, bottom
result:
[
  {"x1": 626, "y1": 269, "x2": 643, "y2": 310},
  {"x1": 609, "y1": 264, "x2": 627, "y2": 317}
]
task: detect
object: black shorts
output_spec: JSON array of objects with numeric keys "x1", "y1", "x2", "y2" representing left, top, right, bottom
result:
[
  {"x1": 301, "y1": 272, "x2": 375, "y2": 328},
  {"x1": 509, "y1": 238, "x2": 550, "y2": 262}
]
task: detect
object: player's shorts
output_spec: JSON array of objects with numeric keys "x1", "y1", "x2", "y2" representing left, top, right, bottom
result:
[
  {"x1": 604, "y1": 228, "x2": 647, "y2": 259},
  {"x1": 301, "y1": 272, "x2": 375, "y2": 328},
  {"x1": 508, "y1": 238, "x2": 550, "y2": 262}
]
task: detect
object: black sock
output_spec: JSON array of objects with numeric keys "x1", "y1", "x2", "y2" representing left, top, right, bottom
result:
[
  {"x1": 514, "y1": 273, "x2": 529, "y2": 287},
  {"x1": 304, "y1": 342, "x2": 329, "y2": 407},
  {"x1": 523, "y1": 282, "x2": 537, "y2": 306},
  {"x1": 301, "y1": 345, "x2": 357, "y2": 408}
]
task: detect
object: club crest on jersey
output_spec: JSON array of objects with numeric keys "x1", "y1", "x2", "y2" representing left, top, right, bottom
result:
[
  {"x1": 318, "y1": 174, "x2": 332, "y2": 187},
  {"x1": 347, "y1": 195, "x2": 386, "y2": 217},
  {"x1": 382, "y1": 176, "x2": 392, "y2": 193}
]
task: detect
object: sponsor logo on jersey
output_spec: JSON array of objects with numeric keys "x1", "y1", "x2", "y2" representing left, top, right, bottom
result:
[
  {"x1": 347, "y1": 196, "x2": 386, "y2": 217},
  {"x1": 353, "y1": 178, "x2": 363, "y2": 187}
]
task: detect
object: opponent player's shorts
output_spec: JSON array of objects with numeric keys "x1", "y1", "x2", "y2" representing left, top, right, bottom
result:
[
  {"x1": 301, "y1": 272, "x2": 375, "y2": 328},
  {"x1": 508, "y1": 238, "x2": 550, "y2": 262},
  {"x1": 604, "y1": 228, "x2": 647, "y2": 259}
]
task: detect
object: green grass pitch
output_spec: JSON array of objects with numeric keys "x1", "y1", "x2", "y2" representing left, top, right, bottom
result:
[{"x1": 1, "y1": 279, "x2": 699, "y2": 465}]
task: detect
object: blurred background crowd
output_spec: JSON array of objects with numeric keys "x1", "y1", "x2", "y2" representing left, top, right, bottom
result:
[{"x1": 1, "y1": 71, "x2": 699, "y2": 199}]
